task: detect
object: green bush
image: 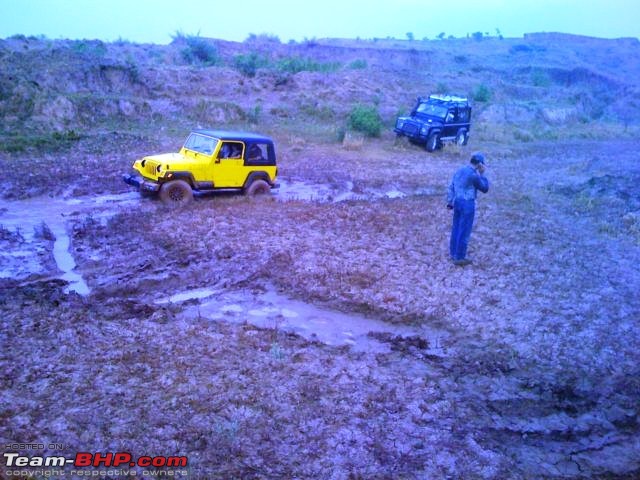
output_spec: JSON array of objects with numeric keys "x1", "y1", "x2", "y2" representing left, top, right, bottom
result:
[
  {"x1": 348, "y1": 105, "x2": 382, "y2": 137},
  {"x1": 245, "y1": 33, "x2": 281, "y2": 44},
  {"x1": 472, "y1": 84, "x2": 492, "y2": 102},
  {"x1": 233, "y1": 53, "x2": 270, "y2": 77},
  {"x1": 531, "y1": 69, "x2": 551, "y2": 87},
  {"x1": 180, "y1": 35, "x2": 218, "y2": 66},
  {"x1": 435, "y1": 82, "x2": 449, "y2": 93},
  {"x1": 348, "y1": 59, "x2": 368, "y2": 70},
  {"x1": 1, "y1": 130, "x2": 81, "y2": 153},
  {"x1": 276, "y1": 56, "x2": 340, "y2": 74}
]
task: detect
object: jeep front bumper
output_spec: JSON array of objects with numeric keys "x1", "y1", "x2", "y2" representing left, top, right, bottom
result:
[{"x1": 123, "y1": 174, "x2": 160, "y2": 194}]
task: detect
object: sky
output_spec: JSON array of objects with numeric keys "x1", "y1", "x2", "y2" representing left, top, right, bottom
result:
[{"x1": 0, "y1": 0, "x2": 638, "y2": 44}]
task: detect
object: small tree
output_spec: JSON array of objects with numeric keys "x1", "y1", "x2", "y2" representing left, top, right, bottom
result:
[
  {"x1": 472, "y1": 84, "x2": 492, "y2": 102},
  {"x1": 437, "y1": 32, "x2": 446, "y2": 40},
  {"x1": 406, "y1": 32, "x2": 414, "y2": 41},
  {"x1": 348, "y1": 105, "x2": 382, "y2": 137}
]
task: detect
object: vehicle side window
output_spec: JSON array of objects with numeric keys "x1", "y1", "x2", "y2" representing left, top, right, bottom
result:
[
  {"x1": 445, "y1": 111, "x2": 455, "y2": 123},
  {"x1": 218, "y1": 141, "x2": 244, "y2": 159},
  {"x1": 458, "y1": 109, "x2": 469, "y2": 122},
  {"x1": 245, "y1": 142, "x2": 271, "y2": 164}
]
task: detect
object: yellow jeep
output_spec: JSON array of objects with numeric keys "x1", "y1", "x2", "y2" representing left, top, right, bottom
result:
[{"x1": 123, "y1": 130, "x2": 278, "y2": 203}]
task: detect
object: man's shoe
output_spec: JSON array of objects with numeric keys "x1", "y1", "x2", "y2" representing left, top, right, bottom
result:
[{"x1": 453, "y1": 258, "x2": 473, "y2": 266}]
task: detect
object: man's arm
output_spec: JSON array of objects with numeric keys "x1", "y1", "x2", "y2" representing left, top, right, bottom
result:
[
  {"x1": 446, "y1": 178, "x2": 455, "y2": 206},
  {"x1": 474, "y1": 173, "x2": 489, "y2": 194}
]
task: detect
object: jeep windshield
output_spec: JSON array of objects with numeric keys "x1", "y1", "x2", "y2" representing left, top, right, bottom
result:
[
  {"x1": 183, "y1": 133, "x2": 218, "y2": 155},
  {"x1": 415, "y1": 102, "x2": 448, "y2": 119}
]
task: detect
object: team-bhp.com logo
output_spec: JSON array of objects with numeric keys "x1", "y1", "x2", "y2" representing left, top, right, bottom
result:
[{"x1": 4, "y1": 451, "x2": 188, "y2": 468}]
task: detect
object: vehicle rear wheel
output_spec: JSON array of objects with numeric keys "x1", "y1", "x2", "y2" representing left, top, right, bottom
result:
[
  {"x1": 455, "y1": 130, "x2": 469, "y2": 146},
  {"x1": 159, "y1": 180, "x2": 193, "y2": 205},
  {"x1": 426, "y1": 132, "x2": 440, "y2": 152},
  {"x1": 245, "y1": 179, "x2": 270, "y2": 196}
]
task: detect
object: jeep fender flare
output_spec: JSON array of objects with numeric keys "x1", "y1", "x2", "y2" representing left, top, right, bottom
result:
[
  {"x1": 243, "y1": 171, "x2": 272, "y2": 190},
  {"x1": 162, "y1": 171, "x2": 196, "y2": 188}
]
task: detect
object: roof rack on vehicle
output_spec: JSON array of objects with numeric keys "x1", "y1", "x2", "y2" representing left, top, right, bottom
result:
[{"x1": 427, "y1": 94, "x2": 469, "y2": 103}]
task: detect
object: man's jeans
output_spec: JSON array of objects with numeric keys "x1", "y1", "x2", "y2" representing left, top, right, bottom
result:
[{"x1": 450, "y1": 198, "x2": 476, "y2": 260}]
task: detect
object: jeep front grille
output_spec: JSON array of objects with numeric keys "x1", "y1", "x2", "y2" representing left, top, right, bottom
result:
[
  {"x1": 145, "y1": 161, "x2": 159, "y2": 176},
  {"x1": 403, "y1": 123, "x2": 419, "y2": 135}
]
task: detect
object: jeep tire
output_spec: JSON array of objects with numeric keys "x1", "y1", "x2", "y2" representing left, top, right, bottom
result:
[
  {"x1": 455, "y1": 130, "x2": 469, "y2": 146},
  {"x1": 159, "y1": 180, "x2": 193, "y2": 205},
  {"x1": 245, "y1": 179, "x2": 270, "y2": 196},
  {"x1": 426, "y1": 132, "x2": 440, "y2": 152}
]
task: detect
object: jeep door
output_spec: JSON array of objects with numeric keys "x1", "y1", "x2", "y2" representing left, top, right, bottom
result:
[
  {"x1": 442, "y1": 109, "x2": 460, "y2": 138},
  {"x1": 182, "y1": 133, "x2": 216, "y2": 182},
  {"x1": 213, "y1": 141, "x2": 245, "y2": 187}
]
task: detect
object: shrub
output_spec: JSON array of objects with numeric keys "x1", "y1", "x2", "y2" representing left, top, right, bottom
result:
[
  {"x1": 472, "y1": 84, "x2": 492, "y2": 102},
  {"x1": 245, "y1": 33, "x2": 281, "y2": 44},
  {"x1": 531, "y1": 69, "x2": 551, "y2": 87},
  {"x1": 435, "y1": 82, "x2": 448, "y2": 93},
  {"x1": 348, "y1": 104, "x2": 382, "y2": 137},
  {"x1": 276, "y1": 56, "x2": 340, "y2": 74},
  {"x1": 233, "y1": 53, "x2": 270, "y2": 77},
  {"x1": 472, "y1": 31, "x2": 484, "y2": 42},
  {"x1": 178, "y1": 34, "x2": 218, "y2": 66},
  {"x1": 348, "y1": 59, "x2": 368, "y2": 70},
  {"x1": 72, "y1": 40, "x2": 107, "y2": 58}
]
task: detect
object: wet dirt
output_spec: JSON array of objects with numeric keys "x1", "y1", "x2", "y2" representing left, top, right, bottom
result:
[
  {"x1": 0, "y1": 192, "x2": 138, "y2": 293},
  {"x1": 167, "y1": 284, "x2": 449, "y2": 354},
  {"x1": 0, "y1": 180, "x2": 435, "y2": 293},
  {"x1": 275, "y1": 178, "x2": 441, "y2": 202},
  {"x1": 2, "y1": 140, "x2": 640, "y2": 479}
]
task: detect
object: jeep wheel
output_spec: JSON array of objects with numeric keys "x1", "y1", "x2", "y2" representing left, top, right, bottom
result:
[
  {"x1": 159, "y1": 180, "x2": 193, "y2": 205},
  {"x1": 455, "y1": 130, "x2": 469, "y2": 146},
  {"x1": 245, "y1": 179, "x2": 270, "y2": 196},
  {"x1": 426, "y1": 133, "x2": 440, "y2": 152}
]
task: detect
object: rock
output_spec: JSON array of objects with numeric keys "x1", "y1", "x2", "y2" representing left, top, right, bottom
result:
[
  {"x1": 118, "y1": 99, "x2": 135, "y2": 116},
  {"x1": 538, "y1": 106, "x2": 579, "y2": 124}
]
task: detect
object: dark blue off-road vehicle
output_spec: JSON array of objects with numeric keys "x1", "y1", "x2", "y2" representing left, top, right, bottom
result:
[{"x1": 394, "y1": 94, "x2": 471, "y2": 152}]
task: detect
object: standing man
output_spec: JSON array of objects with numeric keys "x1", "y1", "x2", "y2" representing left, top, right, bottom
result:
[{"x1": 447, "y1": 153, "x2": 489, "y2": 266}]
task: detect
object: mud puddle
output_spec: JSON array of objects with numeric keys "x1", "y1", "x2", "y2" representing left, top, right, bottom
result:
[
  {"x1": 274, "y1": 179, "x2": 441, "y2": 203},
  {"x1": 0, "y1": 192, "x2": 138, "y2": 293},
  {"x1": 166, "y1": 285, "x2": 449, "y2": 354}
]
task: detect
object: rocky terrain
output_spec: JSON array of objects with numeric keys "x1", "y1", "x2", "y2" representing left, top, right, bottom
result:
[{"x1": 1, "y1": 33, "x2": 640, "y2": 479}]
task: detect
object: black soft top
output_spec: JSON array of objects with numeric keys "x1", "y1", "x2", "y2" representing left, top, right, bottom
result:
[{"x1": 192, "y1": 129, "x2": 274, "y2": 143}]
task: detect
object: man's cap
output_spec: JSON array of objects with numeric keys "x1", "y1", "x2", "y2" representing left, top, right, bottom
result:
[{"x1": 470, "y1": 152, "x2": 486, "y2": 165}]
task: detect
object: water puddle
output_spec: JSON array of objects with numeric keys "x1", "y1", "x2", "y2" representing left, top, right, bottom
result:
[
  {"x1": 275, "y1": 179, "x2": 441, "y2": 203},
  {"x1": 0, "y1": 192, "x2": 138, "y2": 294},
  {"x1": 172, "y1": 285, "x2": 448, "y2": 354},
  {"x1": 156, "y1": 287, "x2": 218, "y2": 305}
]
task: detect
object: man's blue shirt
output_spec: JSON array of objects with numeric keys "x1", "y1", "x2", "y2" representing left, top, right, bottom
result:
[{"x1": 447, "y1": 165, "x2": 489, "y2": 205}]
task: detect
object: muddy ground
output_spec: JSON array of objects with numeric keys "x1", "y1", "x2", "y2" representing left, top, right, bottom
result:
[{"x1": 1, "y1": 137, "x2": 640, "y2": 479}]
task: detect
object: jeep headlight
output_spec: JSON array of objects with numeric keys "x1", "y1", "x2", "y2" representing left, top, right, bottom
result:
[
  {"x1": 421, "y1": 127, "x2": 427, "y2": 135},
  {"x1": 156, "y1": 165, "x2": 162, "y2": 173},
  {"x1": 397, "y1": 120, "x2": 404, "y2": 128}
]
